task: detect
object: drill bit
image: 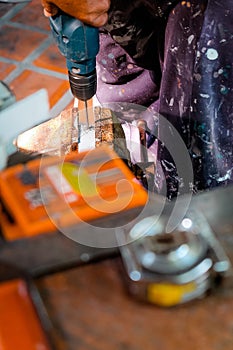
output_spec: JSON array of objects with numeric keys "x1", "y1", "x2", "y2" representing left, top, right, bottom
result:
[
  {"x1": 71, "y1": 106, "x2": 79, "y2": 151},
  {"x1": 84, "y1": 100, "x2": 89, "y2": 129}
]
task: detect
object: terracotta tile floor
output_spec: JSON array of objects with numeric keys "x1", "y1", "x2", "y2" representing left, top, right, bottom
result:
[{"x1": 0, "y1": 0, "x2": 73, "y2": 117}]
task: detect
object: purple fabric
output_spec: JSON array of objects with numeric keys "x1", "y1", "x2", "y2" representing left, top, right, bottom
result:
[
  {"x1": 96, "y1": 0, "x2": 233, "y2": 197},
  {"x1": 191, "y1": 0, "x2": 233, "y2": 189},
  {"x1": 96, "y1": 33, "x2": 159, "y2": 105}
]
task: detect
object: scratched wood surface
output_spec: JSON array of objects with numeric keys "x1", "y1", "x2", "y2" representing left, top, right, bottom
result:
[
  {"x1": 37, "y1": 256, "x2": 233, "y2": 350},
  {"x1": 35, "y1": 180, "x2": 233, "y2": 350}
]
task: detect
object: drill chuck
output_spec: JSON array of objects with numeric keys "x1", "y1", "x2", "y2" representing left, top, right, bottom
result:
[{"x1": 69, "y1": 69, "x2": 97, "y2": 101}]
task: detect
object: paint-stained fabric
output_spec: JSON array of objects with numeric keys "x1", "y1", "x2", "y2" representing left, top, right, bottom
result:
[{"x1": 96, "y1": 0, "x2": 233, "y2": 198}]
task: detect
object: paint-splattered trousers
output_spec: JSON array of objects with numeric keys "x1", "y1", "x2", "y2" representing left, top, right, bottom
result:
[{"x1": 96, "y1": 0, "x2": 233, "y2": 197}]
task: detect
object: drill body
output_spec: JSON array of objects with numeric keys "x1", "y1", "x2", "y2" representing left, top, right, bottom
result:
[{"x1": 49, "y1": 13, "x2": 99, "y2": 101}]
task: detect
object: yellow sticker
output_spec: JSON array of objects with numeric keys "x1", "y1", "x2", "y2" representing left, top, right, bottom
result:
[
  {"x1": 147, "y1": 282, "x2": 196, "y2": 307},
  {"x1": 61, "y1": 162, "x2": 98, "y2": 197}
]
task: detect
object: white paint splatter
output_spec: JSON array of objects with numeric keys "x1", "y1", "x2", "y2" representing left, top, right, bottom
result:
[
  {"x1": 217, "y1": 168, "x2": 233, "y2": 182},
  {"x1": 169, "y1": 97, "x2": 174, "y2": 107},
  {"x1": 200, "y1": 93, "x2": 210, "y2": 98},
  {"x1": 188, "y1": 34, "x2": 194, "y2": 45},
  {"x1": 170, "y1": 46, "x2": 178, "y2": 53},
  {"x1": 206, "y1": 48, "x2": 218, "y2": 60}
]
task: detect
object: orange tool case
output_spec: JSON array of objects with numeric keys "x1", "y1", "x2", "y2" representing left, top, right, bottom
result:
[
  {"x1": 0, "y1": 146, "x2": 148, "y2": 241},
  {"x1": 0, "y1": 278, "x2": 53, "y2": 350}
]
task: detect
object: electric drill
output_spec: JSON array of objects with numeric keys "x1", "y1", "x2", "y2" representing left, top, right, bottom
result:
[{"x1": 49, "y1": 12, "x2": 99, "y2": 107}]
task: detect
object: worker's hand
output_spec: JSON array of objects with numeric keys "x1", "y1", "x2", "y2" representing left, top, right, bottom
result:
[{"x1": 42, "y1": 0, "x2": 110, "y2": 27}]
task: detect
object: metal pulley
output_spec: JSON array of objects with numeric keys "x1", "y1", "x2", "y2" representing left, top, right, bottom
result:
[{"x1": 119, "y1": 208, "x2": 232, "y2": 307}]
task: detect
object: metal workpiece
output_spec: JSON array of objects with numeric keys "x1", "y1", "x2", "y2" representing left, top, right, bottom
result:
[{"x1": 119, "y1": 185, "x2": 233, "y2": 306}]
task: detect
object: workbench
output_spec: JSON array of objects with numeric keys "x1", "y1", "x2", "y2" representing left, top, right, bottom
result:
[
  {"x1": 36, "y1": 256, "x2": 233, "y2": 350},
  {"x1": 1, "y1": 153, "x2": 233, "y2": 349},
  {"x1": 35, "y1": 184, "x2": 233, "y2": 350}
]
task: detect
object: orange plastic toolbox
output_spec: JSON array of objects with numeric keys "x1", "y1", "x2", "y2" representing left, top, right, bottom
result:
[
  {"x1": 0, "y1": 278, "x2": 53, "y2": 350},
  {"x1": 0, "y1": 146, "x2": 148, "y2": 240}
]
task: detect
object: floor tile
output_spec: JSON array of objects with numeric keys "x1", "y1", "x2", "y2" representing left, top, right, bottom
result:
[
  {"x1": 9, "y1": 69, "x2": 69, "y2": 108},
  {"x1": 0, "y1": 25, "x2": 47, "y2": 61},
  {"x1": 0, "y1": 0, "x2": 73, "y2": 116},
  {"x1": 33, "y1": 43, "x2": 67, "y2": 74},
  {"x1": 0, "y1": 3, "x2": 15, "y2": 18},
  {"x1": 11, "y1": 0, "x2": 50, "y2": 31},
  {"x1": 0, "y1": 61, "x2": 16, "y2": 81}
]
